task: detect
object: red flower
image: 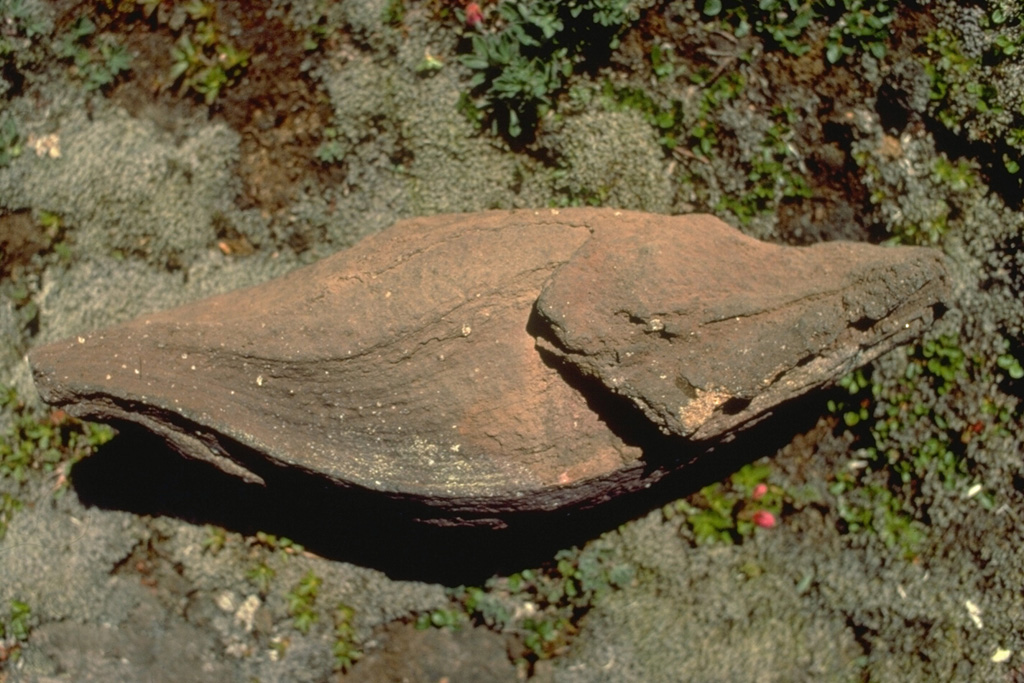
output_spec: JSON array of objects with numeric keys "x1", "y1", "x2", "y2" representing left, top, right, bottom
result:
[
  {"x1": 465, "y1": 2, "x2": 483, "y2": 28},
  {"x1": 752, "y1": 483, "x2": 768, "y2": 500},
  {"x1": 752, "y1": 510, "x2": 776, "y2": 528}
]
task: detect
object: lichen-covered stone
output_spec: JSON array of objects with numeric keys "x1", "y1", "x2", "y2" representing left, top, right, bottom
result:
[{"x1": 0, "y1": 105, "x2": 257, "y2": 268}]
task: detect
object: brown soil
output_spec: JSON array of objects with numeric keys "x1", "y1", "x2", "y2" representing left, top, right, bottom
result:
[{"x1": 0, "y1": 211, "x2": 45, "y2": 278}]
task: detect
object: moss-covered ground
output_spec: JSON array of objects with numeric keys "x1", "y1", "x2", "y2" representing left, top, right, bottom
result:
[{"x1": 2, "y1": 0, "x2": 1024, "y2": 680}]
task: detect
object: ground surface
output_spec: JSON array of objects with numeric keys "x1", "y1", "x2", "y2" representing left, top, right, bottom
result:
[{"x1": 2, "y1": 0, "x2": 1024, "y2": 681}]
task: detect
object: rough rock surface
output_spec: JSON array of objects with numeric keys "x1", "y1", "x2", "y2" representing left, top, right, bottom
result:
[
  {"x1": 29, "y1": 209, "x2": 949, "y2": 524},
  {"x1": 534, "y1": 213, "x2": 946, "y2": 440}
]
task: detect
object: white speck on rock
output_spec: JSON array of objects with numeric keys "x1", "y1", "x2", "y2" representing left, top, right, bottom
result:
[
  {"x1": 216, "y1": 590, "x2": 237, "y2": 613},
  {"x1": 234, "y1": 594, "x2": 261, "y2": 633},
  {"x1": 965, "y1": 599, "x2": 983, "y2": 629}
]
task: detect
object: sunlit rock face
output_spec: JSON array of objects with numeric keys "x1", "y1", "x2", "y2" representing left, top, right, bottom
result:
[{"x1": 30, "y1": 209, "x2": 949, "y2": 524}]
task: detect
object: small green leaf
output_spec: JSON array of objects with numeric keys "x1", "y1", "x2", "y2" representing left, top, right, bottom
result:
[
  {"x1": 704, "y1": 0, "x2": 723, "y2": 16},
  {"x1": 507, "y1": 108, "x2": 521, "y2": 138},
  {"x1": 72, "y1": 16, "x2": 96, "y2": 40}
]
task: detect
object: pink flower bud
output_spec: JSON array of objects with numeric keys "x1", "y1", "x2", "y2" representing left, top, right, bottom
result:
[
  {"x1": 752, "y1": 510, "x2": 776, "y2": 528},
  {"x1": 752, "y1": 483, "x2": 768, "y2": 500},
  {"x1": 465, "y1": 3, "x2": 483, "y2": 28}
]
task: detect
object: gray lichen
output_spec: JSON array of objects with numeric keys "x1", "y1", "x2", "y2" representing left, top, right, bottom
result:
[
  {"x1": 545, "y1": 108, "x2": 675, "y2": 213},
  {"x1": 0, "y1": 89, "x2": 264, "y2": 269}
]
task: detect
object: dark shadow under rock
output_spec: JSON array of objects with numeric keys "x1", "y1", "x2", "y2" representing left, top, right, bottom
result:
[{"x1": 70, "y1": 383, "x2": 827, "y2": 585}]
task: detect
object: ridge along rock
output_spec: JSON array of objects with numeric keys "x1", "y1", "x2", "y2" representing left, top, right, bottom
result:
[
  {"x1": 29, "y1": 209, "x2": 949, "y2": 526},
  {"x1": 533, "y1": 212, "x2": 947, "y2": 441}
]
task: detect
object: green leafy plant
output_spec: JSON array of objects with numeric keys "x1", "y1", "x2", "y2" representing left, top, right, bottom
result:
[
  {"x1": 687, "y1": 69, "x2": 746, "y2": 157},
  {"x1": 0, "y1": 0, "x2": 50, "y2": 92},
  {"x1": 665, "y1": 461, "x2": 794, "y2": 545},
  {"x1": 0, "y1": 387, "x2": 115, "y2": 486},
  {"x1": 981, "y1": 3, "x2": 1024, "y2": 61},
  {"x1": 931, "y1": 156, "x2": 977, "y2": 193},
  {"x1": 456, "y1": 544, "x2": 633, "y2": 662},
  {"x1": 703, "y1": 0, "x2": 895, "y2": 63},
  {"x1": 601, "y1": 83, "x2": 679, "y2": 148},
  {"x1": 415, "y1": 50, "x2": 444, "y2": 74},
  {"x1": 827, "y1": 368, "x2": 872, "y2": 427},
  {"x1": 718, "y1": 106, "x2": 812, "y2": 223},
  {"x1": 168, "y1": 1, "x2": 249, "y2": 104},
  {"x1": 922, "y1": 29, "x2": 972, "y2": 126},
  {"x1": 919, "y1": 334, "x2": 966, "y2": 396},
  {"x1": 0, "y1": 599, "x2": 33, "y2": 663},
  {"x1": 246, "y1": 561, "x2": 276, "y2": 596},
  {"x1": 97, "y1": 0, "x2": 160, "y2": 15},
  {"x1": 3, "y1": 600, "x2": 31, "y2": 641},
  {"x1": 286, "y1": 0, "x2": 341, "y2": 52},
  {"x1": 287, "y1": 570, "x2": 322, "y2": 634},
  {"x1": 0, "y1": 493, "x2": 22, "y2": 542},
  {"x1": 0, "y1": 0, "x2": 47, "y2": 48},
  {"x1": 853, "y1": 143, "x2": 971, "y2": 246},
  {"x1": 56, "y1": 15, "x2": 132, "y2": 91},
  {"x1": 921, "y1": 16, "x2": 1024, "y2": 204},
  {"x1": 604, "y1": 67, "x2": 745, "y2": 158},
  {"x1": 702, "y1": 0, "x2": 816, "y2": 57},
  {"x1": 314, "y1": 127, "x2": 346, "y2": 165},
  {"x1": 7, "y1": 280, "x2": 38, "y2": 336},
  {"x1": 672, "y1": 483, "x2": 738, "y2": 544},
  {"x1": 825, "y1": 334, "x2": 1009, "y2": 559},
  {"x1": 997, "y1": 338, "x2": 1024, "y2": 380},
  {"x1": 459, "y1": 0, "x2": 637, "y2": 140},
  {"x1": 650, "y1": 42, "x2": 676, "y2": 80},
  {"x1": 332, "y1": 603, "x2": 362, "y2": 673},
  {"x1": 0, "y1": 115, "x2": 23, "y2": 167},
  {"x1": 35, "y1": 210, "x2": 71, "y2": 263},
  {"x1": 252, "y1": 530, "x2": 304, "y2": 554},
  {"x1": 1, "y1": 212, "x2": 71, "y2": 287},
  {"x1": 415, "y1": 607, "x2": 463, "y2": 630},
  {"x1": 829, "y1": 473, "x2": 926, "y2": 557},
  {"x1": 820, "y1": 0, "x2": 894, "y2": 63},
  {"x1": 521, "y1": 615, "x2": 571, "y2": 659},
  {"x1": 201, "y1": 525, "x2": 227, "y2": 555},
  {"x1": 381, "y1": 0, "x2": 407, "y2": 28}
]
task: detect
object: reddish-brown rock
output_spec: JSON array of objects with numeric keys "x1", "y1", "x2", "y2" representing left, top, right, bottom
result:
[
  {"x1": 534, "y1": 212, "x2": 946, "y2": 441},
  {"x1": 29, "y1": 209, "x2": 949, "y2": 524}
]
